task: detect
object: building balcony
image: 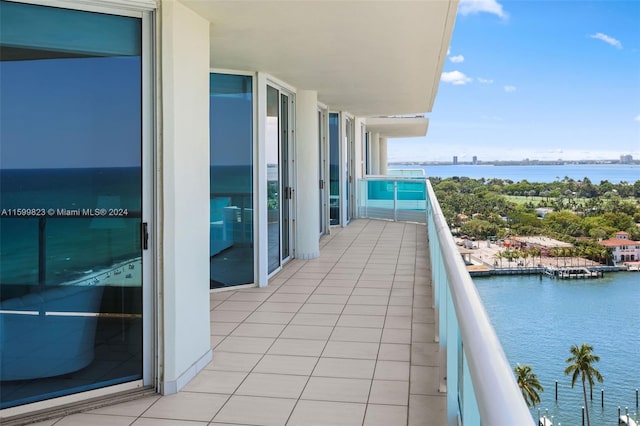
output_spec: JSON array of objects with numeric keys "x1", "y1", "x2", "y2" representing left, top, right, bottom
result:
[{"x1": 21, "y1": 177, "x2": 532, "y2": 426}]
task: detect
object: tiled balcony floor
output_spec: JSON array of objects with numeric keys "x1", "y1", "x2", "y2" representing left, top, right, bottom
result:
[{"x1": 35, "y1": 219, "x2": 444, "y2": 426}]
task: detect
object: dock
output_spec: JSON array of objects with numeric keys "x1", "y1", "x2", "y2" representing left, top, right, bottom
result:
[
  {"x1": 619, "y1": 415, "x2": 639, "y2": 426},
  {"x1": 539, "y1": 415, "x2": 553, "y2": 426}
]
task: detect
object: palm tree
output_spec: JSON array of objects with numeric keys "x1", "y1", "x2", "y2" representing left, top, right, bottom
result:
[
  {"x1": 564, "y1": 343, "x2": 604, "y2": 426},
  {"x1": 514, "y1": 363, "x2": 544, "y2": 408}
]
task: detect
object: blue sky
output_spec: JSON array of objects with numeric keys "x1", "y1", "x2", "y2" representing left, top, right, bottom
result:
[{"x1": 389, "y1": 0, "x2": 640, "y2": 162}]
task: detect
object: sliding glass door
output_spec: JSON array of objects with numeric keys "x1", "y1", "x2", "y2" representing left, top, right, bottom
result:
[
  {"x1": 266, "y1": 85, "x2": 294, "y2": 274},
  {"x1": 209, "y1": 73, "x2": 254, "y2": 288},
  {"x1": 329, "y1": 113, "x2": 340, "y2": 225},
  {"x1": 0, "y1": 1, "x2": 148, "y2": 408}
]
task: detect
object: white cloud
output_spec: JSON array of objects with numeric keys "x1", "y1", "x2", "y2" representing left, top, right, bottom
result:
[
  {"x1": 634, "y1": 114, "x2": 640, "y2": 122},
  {"x1": 478, "y1": 78, "x2": 494, "y2": 84},
  {"x1": 504, "y1": 85, "x2": 517, "y2": 93},
  {"x1": 449, "y1": 55, "x2": 465, "y2": 63},
  {"x1": 458, "y1": 0, "x2": 508, "y2": 19},
  {"x1": 441, "y1": 71, "x2": 472, "y2": 85},
  {"x1": 590, "y1": 32, "x2": 622, "y2": 49}
]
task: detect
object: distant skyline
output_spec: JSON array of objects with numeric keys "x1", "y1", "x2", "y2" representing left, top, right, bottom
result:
[{"x1": 389, "y1": 0, "x2": 640, "y2": 163}]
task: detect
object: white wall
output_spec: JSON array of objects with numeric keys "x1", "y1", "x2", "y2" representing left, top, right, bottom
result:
[
  {"x1": 295, "y1": 90, "x2": 320, "y2": 259},
  {"x1": 159, "y1": 0, "x2": 211, "y2": 393}
]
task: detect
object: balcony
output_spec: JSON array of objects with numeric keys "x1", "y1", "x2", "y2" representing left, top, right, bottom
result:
[{"x1": 20, "y1": 178, "x2": 532, "y2": 426}]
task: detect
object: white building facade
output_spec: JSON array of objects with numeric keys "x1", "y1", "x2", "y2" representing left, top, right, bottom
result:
[{"x1": 0, "y1": 0, "x2": 457, "y2": 419}]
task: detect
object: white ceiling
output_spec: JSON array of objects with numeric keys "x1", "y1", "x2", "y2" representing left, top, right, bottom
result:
[
  {"x1": 181, "y1": 0, "x2": 458, "y2": 117},
  {"x1": 365, "y1": 116, "x2": 429, "y2": 138}
]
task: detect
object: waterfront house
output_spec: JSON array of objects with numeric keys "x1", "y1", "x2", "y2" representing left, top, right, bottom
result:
[{"x1": 599, "y1": 231, "x2": 640, "y2": 263}]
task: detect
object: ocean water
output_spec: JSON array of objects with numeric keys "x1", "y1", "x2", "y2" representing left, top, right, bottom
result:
[
  {"x1": 475, "y1": 273, "x2": 640, "y2": 426},
  {"x1": 390, "y1": 163, "x2": 640, "y2": 184},
  {"x1": 0, "y1": 168, "x2": 141, "y2": 286}
]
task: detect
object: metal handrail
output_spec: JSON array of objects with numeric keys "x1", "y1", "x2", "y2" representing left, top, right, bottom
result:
[{"x1": 426, "y1": 179, "x2": 534, "y2": 425}]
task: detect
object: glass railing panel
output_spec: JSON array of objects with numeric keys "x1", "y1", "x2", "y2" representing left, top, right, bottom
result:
[
  {"x1": 426, "y1": 180, "x2": 534, "y2": 425},
  {"x1": 358, "y1": 177, "x2": 426, "y2": 223}
]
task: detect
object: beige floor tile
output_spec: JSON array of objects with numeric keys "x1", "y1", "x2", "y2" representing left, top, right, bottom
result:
[
  {"x1": 410, "y1": 365, "x2": 440, "y2": 395},
  {"x1": 280, "y1": 324, "x2": 333, "y2": 340},
  {"x1": 236, "y1": 372, "x2": 308, "y2": 398},
  {"x1": 182, "y1": 370, "x2": 247, "y2": 394},
  {"x1": 381, "y1": 328, "x2": 411, "y2": 344},
  {"x1": 210, "y1": 310, "x2": 252, "y2": 323},
  {"x1": 312, "y1": 286, "x2": 353, "y2": 295},
  {"x1": 88, "y1": 395, "x2": 160, "y2": 416},
  {"x1": 342, "y1": 305, "x2": 387, "y2": 316},
  {"x1": 141, "y1": 392, "x2": 228, "y2": 422},
  {"x1": 257, "y1": 302, "x2": 303, "y2": 313},
  {"x1": 347, "y1": 295, "x2": 389, "y2": 305},
  {"x1": 268, "y1": 338, "x2": 326, "y2": 357},
  {"x1": 336, "y1": 314, "x2": 385, "y2": 328},
  {"x1": 213, "y1": 395, "x2": 296, "y2": 426},
  {"x1": 287, "y1": 400, "x2": 366, "y2": 426},
  {"x1": 230, "y1": 323, "x2": 286, "y2": 338},
  {"x1": 386, "y1": 305, "x2": 412, "y2": 316},
  {"x1": 389, "y1": 296, "x2": 413, "y2": 306},
  {"x1": 412, "y1": 307, "x2": 435, "y2": 323},
  {"x1": 211, "y1": 334, "x2": 226, "y2": 349},
  {"x1": 206, "y1": 352, "x2": 263, "y2": 372},
  {"x1": 298, "y1": 303, "x2": 345, "y2": 314},
  {"x1": 245, "y1": 311, "x2": 296, "y2": 324},
  {"x1": 363, "y1": 404, "x2": 408, "y2": 426},
  {"x1": 411, "y1": 322, "x2": 436, "y2": 343},
  {"x1": 276, "y1": 285, "x2": 316, "y2": 294},
  {"x1": 408, "y1": 394, "x2": 446, "y2": 426},
  {"x1": 227, "y1": 292, "x2": 271, "y2": 302},
  {"x1": 267, "y1": 293, "x2": 311, "y2": 303},
  {"x1": 215, "y1": 300, "x2": 263, "y2": 311},
  {"x1": 330, "y1": 326, "x2": 382, "y2": 343},
  {"x1": 411, "y1": 342, "x2": 439, "y2": 366},
  {"x1": 318, "y1": 279, "x2": 358, "y2": 288},
  {"x1": 133, "y1": 419, "x2": 209, "y2": 426},
  {"x1": 253, "y1": 354, "x2": 318, "y2": 375},
  {"x1": 369, "y1": 380, "x2": 409, "y2": 405},
  {"x1": 313, "y1": 358, "x2": 376, "y2": 379},
  {"x1": 301, "y1": 377, "x2": 371, "y2": 403},
  {"x1": 306, "y1": 294, "x2": 350, "y2": 304},
  {"x1": 214, "y1": 336, "x2": 275, "y2": 354},
  {"x1": 322, "y1": 341, "x2": 379, "y2": 359},
  {"x1": 51, "y1": 414, "x2": 136, "y2": 426},
  {"x1": 210, "y1": 321, "x2": 240, "y2": 336},
  {"x1": 351, "y1": 287, "x2": 390, "y2": 296},
  {"x1": 378, "y1": 343, "x2": 411, "y2": 362},
  {"x1": 413, "y1": 296, "x2": 431, "y2": 308},
  {"x1": 356, "y1": 280, "x2": 393, "y2": 289},
  {"x1": 384, "y1": 315, "x2": 412, "y2": 329},
  {"x1": 374, "y1": 360, "x2": 410, "y2": 381},
  {"x1": 290, "y1": 312, "x2": 339, "y2": 326}
]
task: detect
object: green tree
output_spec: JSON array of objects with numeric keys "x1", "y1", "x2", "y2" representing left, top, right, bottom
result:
[
  {"x1": 514, "y1": 364, "x2": 544, "y2": 408},
  {"x1": 564, "y1": 343, "x2": 603, "y2": 426}
]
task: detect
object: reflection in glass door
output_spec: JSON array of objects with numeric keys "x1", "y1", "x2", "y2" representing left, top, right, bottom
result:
[
  {"x1": 266, "y1": 85, "x2": 293, "y2": 274},
  {"x1": 329, "y1": 113, "x2": 340, "y2": 225},
  {"x1": 318, "y1": 109, "x2": 327, "y2": 235},
  {"x1": 0, "y1": 1, "x2": 146, "y2": 409},
  {"x1": 345, "y1": 117, "x2": 355, "y2": 223}
]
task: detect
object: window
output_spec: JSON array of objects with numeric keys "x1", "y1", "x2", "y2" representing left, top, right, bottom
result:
[{"x1": 209, "y1": 73, "x2": 254, "y2": 288}]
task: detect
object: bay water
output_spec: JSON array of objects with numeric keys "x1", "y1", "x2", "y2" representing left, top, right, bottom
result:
[
  {"x1": 475, "y1": 273, "x2": 640, "y2": 426},
  {"x1": 390, "y1": 163, "x2": 640, "y2": 184}
]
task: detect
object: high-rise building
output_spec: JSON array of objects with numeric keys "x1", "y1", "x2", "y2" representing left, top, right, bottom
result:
[{"x1": 453, "y1": 155, "x2": 458, "y2": 165}]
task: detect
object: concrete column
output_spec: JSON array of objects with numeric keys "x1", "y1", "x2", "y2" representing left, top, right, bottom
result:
[
  {"x1": 371, "y1": 132, "x2": 380, "y2": 175},
  {"x1": 160, "y1": 0, "x2": 212, "y2": 394},
  {"x1": 379, "y1": 136, "x2": 388, "y2": 175},
  {"x1": 295, "y1": 90, "x2": 320, "y2": 259}
]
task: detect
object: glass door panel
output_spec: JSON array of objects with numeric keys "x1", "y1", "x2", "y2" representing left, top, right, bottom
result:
[
  {"x1": 0, "y1": 1, "x2": 144, "y2": 409},
  {"x1": 266, "y1": 86, "x2": 280, "y2": 274},
  {"x1": 280, "y1": 94, "x2": 290, "y2": 262},
  {"x1": 329, "y1": 113, "x2": 340, "y2": 225},
  {"x1": 210, "y1": 73, "x2": 254, "y2": 288}
]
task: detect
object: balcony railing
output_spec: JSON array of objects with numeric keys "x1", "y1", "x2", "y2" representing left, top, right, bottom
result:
[
  {"x1": 358, "y1": 173, "x2": 534, "y2": 425},
  {"x1": 357, "y1": 176, "x2": 427, "y2": 223},
  {"x1": 425, "y1": 179, "x2": 535, "y2": 425}
]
